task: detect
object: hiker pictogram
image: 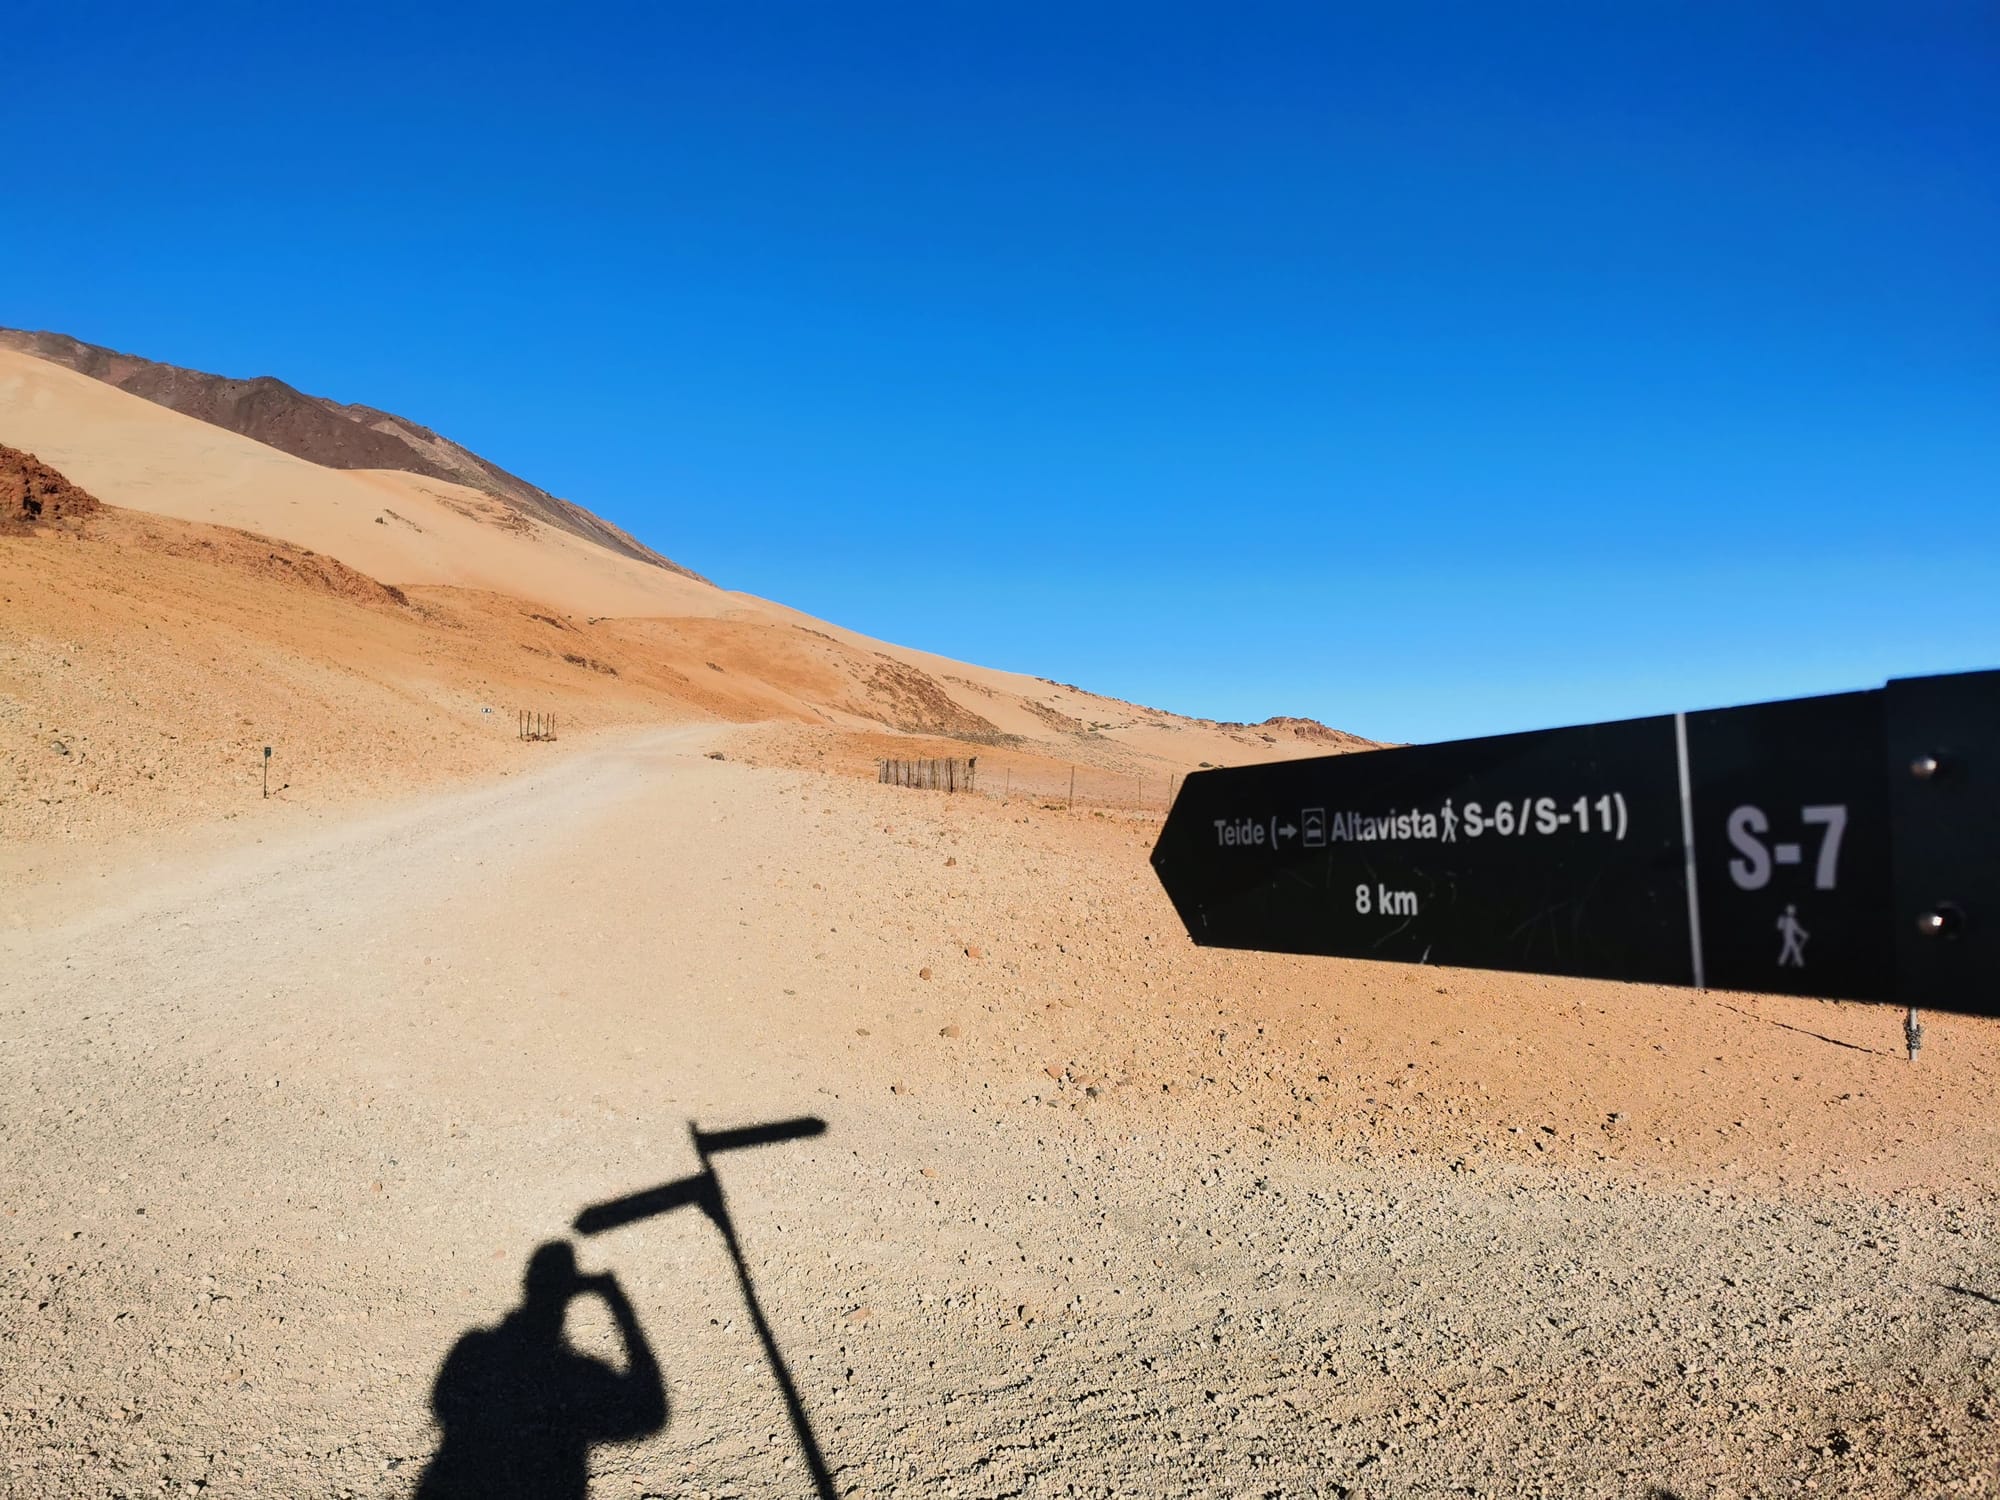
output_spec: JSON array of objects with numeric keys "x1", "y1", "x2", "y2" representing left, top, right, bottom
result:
[{"x1": 1776, "y1": 904, "x2": 1809, "y2": 968}]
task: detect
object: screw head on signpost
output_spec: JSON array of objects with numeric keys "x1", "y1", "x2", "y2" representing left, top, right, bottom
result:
[
  {"x1": 264, "y1": 746, "x2": 272, "y2": 760},
  {"x1": 1916, "y1": 906, "x2": 1962, "y2": 938}
]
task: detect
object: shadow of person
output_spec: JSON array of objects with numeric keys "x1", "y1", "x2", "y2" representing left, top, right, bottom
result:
[{"x1": 417, "y1": 1240, "x2": 666, "y2": 1500}]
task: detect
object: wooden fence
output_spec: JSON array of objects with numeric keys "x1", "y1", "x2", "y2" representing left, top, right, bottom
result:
[{"x1": 879, "y1": 756, "x2": 976, "y2": 792}]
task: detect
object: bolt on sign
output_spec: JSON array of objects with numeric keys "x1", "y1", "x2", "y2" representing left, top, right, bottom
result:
[{"x1": 1151, "y1": 670, "x2": 1997, "y2": 1012}]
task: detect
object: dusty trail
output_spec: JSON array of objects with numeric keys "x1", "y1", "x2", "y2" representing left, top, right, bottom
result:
[{"x1": 4, "y1": 733, "x2": 1997, "y2": 1497}]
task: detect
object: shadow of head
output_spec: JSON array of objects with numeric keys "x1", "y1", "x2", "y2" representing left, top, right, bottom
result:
[{"x1": 524, "y1": 1240, "x2": 579, "y2": 1301}]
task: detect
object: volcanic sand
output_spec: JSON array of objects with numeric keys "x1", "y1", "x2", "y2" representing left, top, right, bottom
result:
[
  {"x1": 0, "y1": 345, "x2": 1355, "y2": 793},
  {"x1": 4, "y1": 728, "x2": 1999, "y2": 1498}
]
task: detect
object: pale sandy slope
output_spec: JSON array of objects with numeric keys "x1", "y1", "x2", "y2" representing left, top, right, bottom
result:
[
  {"x1": 0, "y1": 346, "x2": 758, "y2": 619},
  {"x1": 0, "y1": 346, "x2": 1339, "y2": 767}
]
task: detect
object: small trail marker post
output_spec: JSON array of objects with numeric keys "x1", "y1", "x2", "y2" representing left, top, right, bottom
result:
[
  {"x1": 262, "y1": 745, "x2": 271, "y2": 800},
  {"x1": 1151, "y1": 670, "x2": 1998, "y2": 1036}
]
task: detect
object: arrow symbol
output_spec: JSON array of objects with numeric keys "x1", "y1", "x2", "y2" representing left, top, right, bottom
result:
[{"x1": 1278, "y1": 823, "x2": 1298, "y2": 840}]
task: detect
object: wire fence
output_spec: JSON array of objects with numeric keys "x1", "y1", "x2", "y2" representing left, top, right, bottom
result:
[{"x1": 874, "y1": 749, "x2": 1186, "y2": 816}]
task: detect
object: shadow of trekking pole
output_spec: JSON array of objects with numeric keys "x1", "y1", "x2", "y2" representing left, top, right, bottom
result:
[{"x1": 575, "y1": 1117, "x2": 834, "y2": 1500}]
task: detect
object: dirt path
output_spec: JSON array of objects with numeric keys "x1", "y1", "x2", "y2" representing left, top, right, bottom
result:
[{"x1": 4, "y1": 731, "x2": 1997, "y2": 1497}]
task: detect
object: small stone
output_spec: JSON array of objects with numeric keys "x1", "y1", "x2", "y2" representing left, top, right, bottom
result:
[
  {"x1": 964, "y1": 945, "x2": 984, "y2": 960},
  {"x1": 920, "y1": 1167, "x2": 937, "y2": 1179},
  {"x1": 268, "y1": 1078, "x2": 280, "y2": 1089},
  {"x1": 939, "y1": 1024, "x2": 961, "y2": 1038},
  {"x1": 918, "y1": 967, "x2": 933, "y2": 981},
  {"x1": 890, "y1": 1082, "x2": 906, "y2": 1096},
  {"x1": 945, "y1": 856, "x2": 957, "y2": 867},
  {"x1": 844, "y1": 1305, "x2": 873, "y2": 1326}
]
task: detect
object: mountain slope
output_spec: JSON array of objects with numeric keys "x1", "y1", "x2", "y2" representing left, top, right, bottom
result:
[
  {"x1": 0, "y1": 340, "x2": 1366, "y2": 842},
  {"x1": 0, "y1": 346, "x2": 727, "y2": 619},
  {"x1": 0, "y1": 327, "x2": 700, "y2": 580}
]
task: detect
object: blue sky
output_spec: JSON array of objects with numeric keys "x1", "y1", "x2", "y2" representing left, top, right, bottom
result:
[{"x1": 8, "y1": 3, "x2": 1994, "y2": 742}]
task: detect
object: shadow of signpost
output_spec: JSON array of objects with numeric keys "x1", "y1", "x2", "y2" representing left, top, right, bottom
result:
[
  {"x1": 416, "y1": 1115, "x2": 832, "y2": 1500},
  {"x1": 1711, "y1": 1000, "x2": 1894, "y2": 1057},
  {"x1": 1941, "y1": 1281, "x2": 2000, "y2": 1308},
  {"x1": 575, "y1": 1117, "x2": 835, "y2": 1500}
]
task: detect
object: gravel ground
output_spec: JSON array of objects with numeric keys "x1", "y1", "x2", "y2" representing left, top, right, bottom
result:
[{"x1": 4, "y1": 727, "x2": 1997, "y2": 1497}]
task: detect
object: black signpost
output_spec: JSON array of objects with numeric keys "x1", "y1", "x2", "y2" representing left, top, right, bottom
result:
[{"x1": 1152, "y1": 670, "x2": 1998, "y2": 1027}]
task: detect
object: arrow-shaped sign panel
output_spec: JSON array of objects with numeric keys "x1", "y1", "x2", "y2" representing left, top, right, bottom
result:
[{"x1": 1151, "y1": 670, "x2": 1997, "y2": 1013}]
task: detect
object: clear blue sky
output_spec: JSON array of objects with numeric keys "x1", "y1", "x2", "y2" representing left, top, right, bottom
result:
[{"x1": 9, "y1": 3, "x2": 1995, "y2": 743}]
